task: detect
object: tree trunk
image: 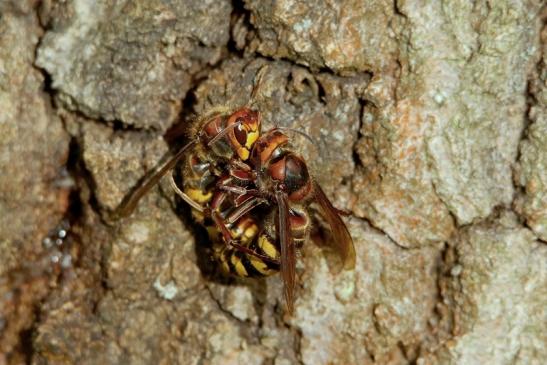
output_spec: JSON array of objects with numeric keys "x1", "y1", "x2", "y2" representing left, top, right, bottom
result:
[{"x1": 0, "y1": 1, "x2": 545, "y2": 364}]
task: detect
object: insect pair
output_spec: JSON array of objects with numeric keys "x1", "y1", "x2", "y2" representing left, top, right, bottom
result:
[{"x1": 114, "y1": 105, "x2": 355, "y2": 313}]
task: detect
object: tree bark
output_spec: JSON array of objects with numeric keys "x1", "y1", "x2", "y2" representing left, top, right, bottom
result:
[{"x1": 0, "y1": 1, "x2": 545, "y2": 364}]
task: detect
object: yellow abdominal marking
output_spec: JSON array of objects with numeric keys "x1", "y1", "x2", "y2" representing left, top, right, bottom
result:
[
  {"x1": 241, "y1": 224, "x2": 258, "y2": 245},
  {"x1": 249, "y1": 255, "x2": 273, "y2": 275},
  {"x1": 258, "y1": 235, "x2": 277, "y2": 259},
  {"x1": 219, "y1": 254, "x2": 230, "y2": 274},
  {"x1": 192, "y1": 210, "x2": 204, "y2": 223},
  {"x1": 186, "y1": 188, "x2": 212, "y2": 203},
  {"x1": 230, "y1": 224, "x2": 257, "y2": 245},
  {"x1": 231, "y1": 254, "x2": 248, "y2": 277},
  {"x1": 230, "y1": 225, "x2": 242, "y2": 236}
]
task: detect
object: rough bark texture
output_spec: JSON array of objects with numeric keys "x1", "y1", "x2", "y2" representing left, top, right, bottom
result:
[{"x1": 0, "y1": 1, "x2": 545, "y2": 364}]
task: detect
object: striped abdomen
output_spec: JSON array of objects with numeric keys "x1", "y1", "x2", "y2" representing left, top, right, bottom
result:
[
  {"x1": 214, "y1": 223, "x2": 280, "y2": 278},
  {"x1": 182, "y1": 152, "x2": 216, "y2": 221},
  {"x1": 212, "y1": 207, "x2": 311, "y2": 279},
  {"x1": 183, "y1": 160, "x2": 281, "y2": 278}
]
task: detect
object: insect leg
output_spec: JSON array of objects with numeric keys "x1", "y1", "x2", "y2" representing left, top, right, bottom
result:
[
  {"x1": 217, "y1": 184, "x2": 248, "y2": 196},
  {"x1": 226, "y1": 197, "x2": 266, "y2": 225},
  {"x1": 211, "y1": 211, "x2": 279, "y2": 265},
  {"x1": 229, "y1": 158, "x2": 252, "y2": 172},
  {"x1": 169, "y1": 170, "x2": 204, "y2": 212}
]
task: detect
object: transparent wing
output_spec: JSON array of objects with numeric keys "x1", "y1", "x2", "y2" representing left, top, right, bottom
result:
[
  {"x1": 313, "y1": 182, "x2": 356, "y2": 270},
  {"x1": 275, "y1": 190, "x2": 296, "y2": 314},
  {"x1": 113, "y1": 140, "x2": 196, "y2": 219}
]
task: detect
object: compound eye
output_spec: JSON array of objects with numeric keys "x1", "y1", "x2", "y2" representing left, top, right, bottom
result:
[{"x1": 234, "y1": 123, "x2": 248, "y2": 146}]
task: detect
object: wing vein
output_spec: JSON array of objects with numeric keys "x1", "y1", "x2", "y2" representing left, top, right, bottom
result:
[{"x1": 276, "y1": 190, "x2": 296, "y2": 314}]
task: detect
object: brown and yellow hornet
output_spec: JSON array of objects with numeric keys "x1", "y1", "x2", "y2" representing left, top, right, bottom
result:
[{"x1": 115, "y1": 106, "x2": 355, "y2": 313}]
